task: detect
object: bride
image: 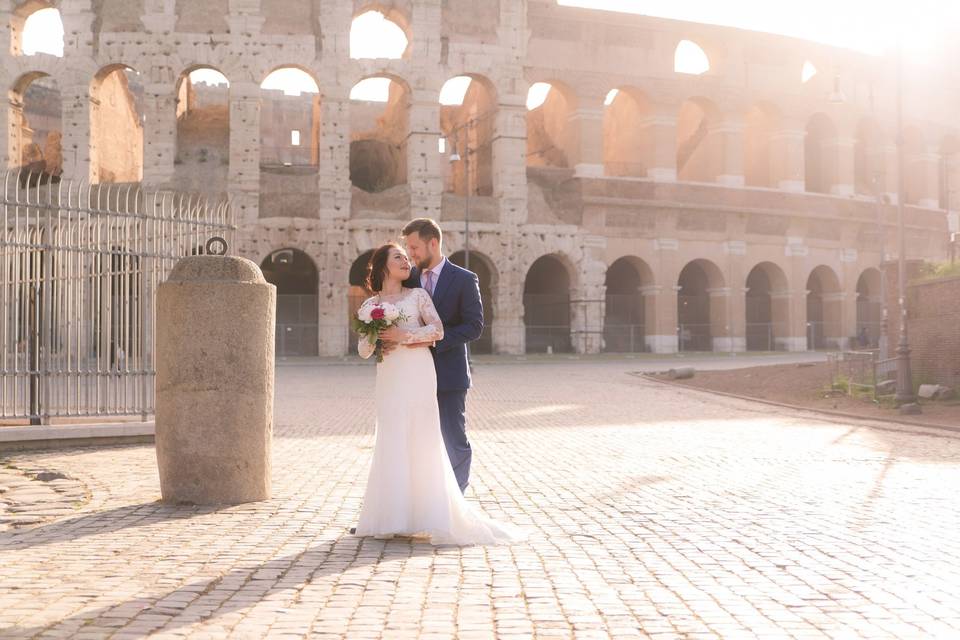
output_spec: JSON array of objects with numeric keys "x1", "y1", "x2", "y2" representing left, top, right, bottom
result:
[{"x1": 354, "y1": 242, "x2": 526, "y2": 545}]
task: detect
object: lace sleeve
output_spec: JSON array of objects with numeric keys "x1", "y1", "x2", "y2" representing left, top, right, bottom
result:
[{"x1": 400, "y1": 289, "x2": 444, "y2": 344}]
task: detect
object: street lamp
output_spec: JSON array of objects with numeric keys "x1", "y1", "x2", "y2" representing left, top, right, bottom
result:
[
  {"x1": 893, "y1": 42, "x2": 920, "y2": 414},
  {"x1": 448, "y1": 122, "x2": 471, "y2": 272}
]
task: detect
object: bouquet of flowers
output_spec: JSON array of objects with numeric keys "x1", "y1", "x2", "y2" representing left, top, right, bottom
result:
[{"x1": 352, "y1": 300, "x2": 406, "y2": 363}]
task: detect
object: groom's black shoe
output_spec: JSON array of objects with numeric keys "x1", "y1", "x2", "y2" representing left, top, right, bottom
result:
[{"x1": 349, "y1": 527, "x2": 357, "y2": 534}]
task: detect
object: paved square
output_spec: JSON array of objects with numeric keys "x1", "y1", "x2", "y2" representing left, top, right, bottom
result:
[{"x1": 2, "y1": 360, "x2": 960, "y2": 638}]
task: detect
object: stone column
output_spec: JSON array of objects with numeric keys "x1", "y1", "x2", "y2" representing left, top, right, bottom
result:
[
  {"x1": 156, "y1": 256, "x2": 275, "y2": 505},
  {"x1": 771, "y1": 124, "x2": 805, "y2": 192},
  {"x1": 881, "y1": 144, "x2": 900, "y2": 203},
  {"x1": 492, "y1": 98, "x2": 528, "y2": 225},
  {"x1": 141, "y1": 80, "x2": 177, "y2": 187},
  {"x1": 228, "y1": 81, "x2": 261, "y2": 225},
  {"x1": 775, "y1": 289, "x2": 807, "y2": 351},
  {"x1": 570, "y1": 236, "x2": 606, "y2": 354},
  {"x1": 407, "y1": 91, "x2": 443, "y2": 220},
  {"x1": 4, "y1": 90, "x2": 23, "y2": 171},
  {"x1": 823, "y1": 291, "x2": 848, "y2": 350},
  {"x1": 565, "y1": 97, "x2": 605, "y2": 178},
  {"x1": 829, "y1": 136, "x2": 856, "y2": 196},
  {"x1": 317, "y1": 91, "x2": 351, "y2": 222},
  {"x1": 714, "y1": 115, "x2": 745, "y2": 187},
  {"x1": 494, "y1": 268, "x2": 525, "y2": 355},
  {"x1": 60, "y1": 0, "x2": 96, "y2": 57},
  {"x1": 917, "y1": 151, "x2": 941, "y2": 209},
  {"x1": 644, "y1": 285, "x2": 679, "y2": 353},
  {"x1": 642, "y1": 102, "x2": 679, "y2": 182},
  {"x1": 707, "y1": 287, "x2": 734, "y2": 352},
  {"x1": 60, "y1": 83, "x2": 92, "y2": 181}
]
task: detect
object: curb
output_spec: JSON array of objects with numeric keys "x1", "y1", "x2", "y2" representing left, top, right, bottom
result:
[
  {"x1": 0, "y1": 422, "x2": 155, "y2": 453},
  {"x1": 638, "y1": 373, "x2": 960, "y2": 436}
]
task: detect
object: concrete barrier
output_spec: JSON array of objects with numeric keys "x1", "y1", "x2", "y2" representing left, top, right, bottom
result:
[{"x1": 155, "y1": 256, "x2": 276, "y2": 504}]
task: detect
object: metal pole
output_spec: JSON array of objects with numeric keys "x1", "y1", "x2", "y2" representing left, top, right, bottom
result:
[
  {"x1": 874, "y1": 173, "x2": 889, "y2": 359},
  {"x1": 894, "y1": 42, "x2": 919, "y2": 412}
]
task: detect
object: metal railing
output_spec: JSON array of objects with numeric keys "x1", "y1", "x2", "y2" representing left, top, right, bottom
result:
[{"x1": 1, "y1": 170, "x2": 235, "y2": 424}]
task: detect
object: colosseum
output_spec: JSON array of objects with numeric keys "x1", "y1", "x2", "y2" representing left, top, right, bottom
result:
[{"x1": 3, "y1": 0, "x2": 958, "y2": 359}]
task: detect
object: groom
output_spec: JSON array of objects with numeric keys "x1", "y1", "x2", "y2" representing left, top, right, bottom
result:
[{"x1": 390, "y1": 218, "x2": 483, "y2": 493}]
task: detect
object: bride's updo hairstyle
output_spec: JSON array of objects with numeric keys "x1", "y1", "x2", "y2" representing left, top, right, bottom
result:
[{"x1": 366, "y1": 242, "x2": 402, "y2": 293}]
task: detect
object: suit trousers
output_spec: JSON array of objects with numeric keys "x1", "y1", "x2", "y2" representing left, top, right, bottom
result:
[{"x1": 437, "y1": 390, "x2": 471, "y2": 492}]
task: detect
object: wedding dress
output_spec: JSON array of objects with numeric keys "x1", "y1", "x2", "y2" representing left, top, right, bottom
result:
[{"x1": 355, "y1": 287, "x2": 525, "y2": 545}]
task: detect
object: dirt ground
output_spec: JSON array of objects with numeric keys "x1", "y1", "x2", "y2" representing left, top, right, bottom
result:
[{"x1": 652, "y1": 361, "x2": 960, "y2": 429}]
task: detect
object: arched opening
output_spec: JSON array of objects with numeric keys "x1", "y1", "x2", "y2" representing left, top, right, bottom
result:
[
  {"x1": 674, "y1": 40, "x2": 710, "y2": 75},
  {"x1": 855, "y1": 118, "x2": 884, "y2": 196},
  {"x1": 526, "y1": 81, "x2": 573, "y2": 169},
  {"x1": 603, "y1": 87, "x2": 653, "y2": 177},
  {"x1": 940, "y1": 135, "x2": 960, "y2": 210},
  {"x1": 902, "y1": 127, "x2": 927, "y2": 205},
  {"x1": 450, "y1": 250, "x2": 495, "y2": 354},
  {"x1": 347, "y1": 249, "x2": 375, "y2": 355},
  {"x1": 261, "y1": 248, "x2": 319, "y2": 357},
  {"x1": 856, "y1": 268, "x2": 882, "y2": 348},
  {"x1": 523, "y1": 255, "x2": 572, "y2": 354},
  {"x1": 11, "y1": 4, "x2": 63, "y2": 57},
  {"x1": 9, "y1": 72, "x2": 62, "y2": 184},
  {"x1": 259, "y1": 67, "x2": 320, "y2": 168},
  {"x1": 677, "y1": 259, "x2": 725, "y2": 352},
  {"x1": 440, "y1": 75, "x2": 495, "y2": 197},
  {"x1": 801, "y1": 60, "x2": 818, "y2": 83},
  {"x1": 805, "y1": 113, "x2": 837, "y2": 194},
  {"x1": 349, "y1": 76, "x2": 410, "y2": 193},
  {"x1": 90, "y1": 65, "x2": 144, "y2": 184},
  {"x1": 174, "y1": 67, "x2": 230, "y2": 192},
  {"x1": 603, "y1": 257, "x2": 652, "y2": 353},
  {"x1": 677, "y1": 97, "x2": 720, "y2": 183},
  {"x1": 744, "y1": 103, "x2": 779, "y2": 187},
  {"x1": 350, "y1": 9, "x2": 409, "y2": 59},
  {"x1": 745, "y1": 262, "x2": 789, "y2": 351},
  {"x1": 806, "y1": 265, "x2": 842, "y2": 350}
]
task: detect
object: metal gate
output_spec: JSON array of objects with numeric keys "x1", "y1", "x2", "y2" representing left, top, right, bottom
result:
[{"x1": 1, "y1": 171, "x2": 235, "y2": 424}]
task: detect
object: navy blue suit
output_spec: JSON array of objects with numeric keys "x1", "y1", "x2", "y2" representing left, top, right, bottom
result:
[{"x1": 405, "y1": 260, "x2": 483, "y2": 491}]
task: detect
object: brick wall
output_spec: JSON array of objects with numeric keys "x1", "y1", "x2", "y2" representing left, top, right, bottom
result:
[{"x1": 884, "y1": 261, "x2": 960, "y2": 387}]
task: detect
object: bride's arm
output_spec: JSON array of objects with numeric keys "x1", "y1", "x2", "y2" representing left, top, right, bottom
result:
[{"x1": 399, "y1": 289, "x2": 445, "y2": 344}]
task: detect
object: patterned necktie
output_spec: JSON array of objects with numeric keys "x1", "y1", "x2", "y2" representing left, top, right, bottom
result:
[{"x1": 424, "y1": 269, "x2": 434, "y2": 297}]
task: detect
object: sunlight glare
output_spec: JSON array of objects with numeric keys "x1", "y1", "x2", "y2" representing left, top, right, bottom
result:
[
  {"x1": 439, "y1": 76, "x2": 472, "y2": 106},
  {"x1": 350, "y1": 11, "x2": 408, "y2": 59},
  {"x1": 526, "y1": 82, "x2": 552, "y2": 111},
  {"x1": 261, "y1": 68, "x2": 319, "y2": 96},
  {"x1": 350, "y1": 77, "x2": 392, "y2": 102},
  {"x1": 675, "y1": 40, "x2": 710, "y2": 75},
  {"x1": 22, "y1": 8, "x2": 64, "y2": 57},
  {"x1": 801, "y1": 61, "x2": 818, "y2": 83}
]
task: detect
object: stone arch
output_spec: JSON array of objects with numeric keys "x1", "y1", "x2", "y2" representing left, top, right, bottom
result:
[
  {"x1": 677, "y1": 97, "x2": 721, "y2": 182},
  {"x1": 855, "y1": 117, "x2": 884, "y2": 196},
  {"x1": 261, "y1": 247, "x2": 319, "y2": 357},
  {"x1": 8, "y1": 71, "x2": 62, "y2": 181},
  {"x1": 10, "y1": 1, "x2": 62, "y2": 57},
  {"x1": 602, "y1": 86, "x2": 654, "y2": 177},
  {"x1": 526, "y1": 80, "x2": 576, "y2": 169},
  {"x1": 349, "y1": 74, "x2": 410, "y2": 193},
  {"x1": 259, "y1": 66, "x2": 320, "y2": 169},
  {"x1": 806, "y1": 265, "x2": 842, "y2": 350},
  {"x1": 440, "y1": 74, "x2": 496, "y2": 197},
  {"x1": 855, "y1": 267, "x2": 883, "y2": 348},
  {"x1": 677, "y1": 259, "x2": 725, "y2": 351},
  {"x1": 523, "y1": 253, "x2": 575, "y2": 354},
  {"x1": 674, "y1": 39, "x2": 710, "y2": 75},
  {"x1": 449, "y1": 250, "x2": 497, "y2": 354},
  {"x1": 90, "y1": 64, "x2": 144, "y2": 184},
  {"x1": 174, "y1": 66, "x2": 230, "y2": 191},
  {"x1": 744, "y1": 102, "x2": 780, "y2": 187},
  {"x1": 745, "y1": 261, "x2": 790, "y2": 351},
  {"x1": 603, "y1": 256, "x2": 653, "y2": 353},
  {"x1": 350, "y1": 5, "x2": 411, "y2": 59},
  {"x1": 805, "y1": 112, "x2": 837, "y2": 194}
]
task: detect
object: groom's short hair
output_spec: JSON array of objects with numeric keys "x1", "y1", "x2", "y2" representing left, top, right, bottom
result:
[{"x1": 402, "y1": 218, "x2": 442, "y2": 244}]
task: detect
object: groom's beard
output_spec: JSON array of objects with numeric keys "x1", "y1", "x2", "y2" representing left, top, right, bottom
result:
[{"x1": 417, "y1": 256, "x2": 432, "y2": 270}]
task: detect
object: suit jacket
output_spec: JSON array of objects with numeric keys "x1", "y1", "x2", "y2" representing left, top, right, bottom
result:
[{"x1": 405, "y1": 260, "x2": 484, "y2": 391}]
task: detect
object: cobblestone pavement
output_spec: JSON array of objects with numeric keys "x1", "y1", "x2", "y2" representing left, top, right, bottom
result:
[{"x1": 2, "y1": 360, "x2": 960, "y2": 639}]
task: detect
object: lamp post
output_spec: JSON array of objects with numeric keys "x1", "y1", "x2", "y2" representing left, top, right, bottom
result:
[
  {"x1": 448, "y1": 121, "x2": 471, "y2": 272},
  {"x1": 873, "y1": 171, "x2": 889, "y2": 356},
  {"x1": 893, "y1": 42, "x2": 920, "y2": 414}
]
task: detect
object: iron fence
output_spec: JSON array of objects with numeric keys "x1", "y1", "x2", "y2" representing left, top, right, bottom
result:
[{"x1": 1, "y1": 171, "x2": 235, "y2": 424}]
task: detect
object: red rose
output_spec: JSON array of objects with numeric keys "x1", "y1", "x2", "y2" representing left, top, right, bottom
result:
[{"x1": 371, "y1": 307, "x2": 385, "y2": 320}]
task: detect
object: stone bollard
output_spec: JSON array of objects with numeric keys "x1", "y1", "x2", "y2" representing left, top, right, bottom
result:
[{"x1": 155, "y1": 256, "x2": 276, "y2": 505}]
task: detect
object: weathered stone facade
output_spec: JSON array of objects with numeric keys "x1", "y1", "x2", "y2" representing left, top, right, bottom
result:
[{"x1": 3, "y1": 0, "x2": 958, "y2": 356}]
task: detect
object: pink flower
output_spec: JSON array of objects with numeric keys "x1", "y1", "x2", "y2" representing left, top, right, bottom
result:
[{"x1": 371, "y1": 307, "x2": 385, "y2": 320}]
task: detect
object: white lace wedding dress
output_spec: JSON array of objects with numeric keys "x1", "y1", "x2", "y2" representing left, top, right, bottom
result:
[{"x1": 355, "y1": 287, "x2": 526, "y2": 545}]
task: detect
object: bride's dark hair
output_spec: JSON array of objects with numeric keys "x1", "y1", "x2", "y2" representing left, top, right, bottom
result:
[{"x1": 366, "y1": 242, "x2": 402, "y2": 293}]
